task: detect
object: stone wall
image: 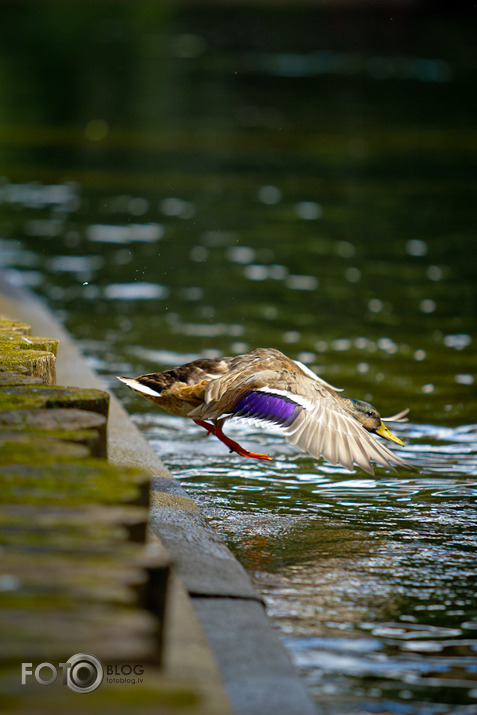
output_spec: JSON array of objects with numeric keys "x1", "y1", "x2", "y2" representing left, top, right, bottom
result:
[{"x1": 0, "y1": 318, "x2": 203, "y2": 712}]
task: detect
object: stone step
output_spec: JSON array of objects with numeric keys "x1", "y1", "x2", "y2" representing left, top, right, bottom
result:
[
  {"x1": 0, "y1": 348, "x2": 56, "y2": 384},
  {"x1": 0, "y1": 316, "x2": 175, "y2": 709},
  {"x1": 0, "y1": 385, "x2": 109, "y2": 416},
  {"x1": 0, "y1": 408, "x2": 107, "y2": 457}
]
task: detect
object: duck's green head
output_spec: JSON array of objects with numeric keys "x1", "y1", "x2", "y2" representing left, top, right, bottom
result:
[{"x1": 343, "y1": 398, "x2": 404, "y2": 446}]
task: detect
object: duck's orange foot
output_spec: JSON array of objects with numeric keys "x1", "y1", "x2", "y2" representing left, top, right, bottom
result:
[{"x1": 193, "y1": 420, "x2": 272, "y2": 461}]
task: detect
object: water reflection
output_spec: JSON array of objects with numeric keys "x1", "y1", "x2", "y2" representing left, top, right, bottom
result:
[
  {"x1": 1, "y1": 5, "x2": 476, "y2": 713},
  {"x1": 131, "y1": 409, "x2": 477, "y2": 712}
]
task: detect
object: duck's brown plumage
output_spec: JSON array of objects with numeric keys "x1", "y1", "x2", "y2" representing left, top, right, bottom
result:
[
  {"x1": 118, "y1": 347, "x2": 410, "y2": 474},
  {"x1": 131, "y1": 356, "x2": 232, "y2": 415}
]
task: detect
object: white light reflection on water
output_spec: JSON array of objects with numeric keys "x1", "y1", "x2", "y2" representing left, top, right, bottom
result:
[{"x1": 132, "y1": 410, "x2": 477, "y2": 714}]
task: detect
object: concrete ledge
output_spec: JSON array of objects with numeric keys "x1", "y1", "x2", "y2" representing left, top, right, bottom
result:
[
  {"x1": 0, "y1": 270, "x2": 318, "y2": 715},
  {"x1": 195, "y1": 598, "x2": 318, "y2": 715},
  {"x1": 150, "y1": 477, "x2": 260, "y2": 600}
]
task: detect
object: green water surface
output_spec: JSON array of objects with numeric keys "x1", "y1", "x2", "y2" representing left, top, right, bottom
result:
[{"x1": 1, "y1": 4, "x2": 476, "y2": 713}]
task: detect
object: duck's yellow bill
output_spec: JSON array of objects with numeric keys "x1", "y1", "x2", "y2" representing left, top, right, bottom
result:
[{"x1": 376, "y1": 422, "x2": 405, "y2": 446}]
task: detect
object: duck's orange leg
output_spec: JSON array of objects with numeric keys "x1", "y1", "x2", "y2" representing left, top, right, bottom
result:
[{"x1": 193, "y1": 420, "x2": 272, "y2": 461}]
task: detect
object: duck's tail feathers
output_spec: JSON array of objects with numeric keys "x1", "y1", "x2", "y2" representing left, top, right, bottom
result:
[{"x1": 117, "y1": 376, "x2": 161, "y2": 398}]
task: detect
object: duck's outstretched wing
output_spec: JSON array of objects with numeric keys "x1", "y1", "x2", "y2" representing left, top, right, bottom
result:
[
  {"x1": 220, "y1": 386, "x2": 409, "y2": 475},
  {"x1": 190, "y1": 356, "x2": 410, "y2": 475},
  {"x1": 279, "y1": 396, "x2": 410, "y2": 474}
]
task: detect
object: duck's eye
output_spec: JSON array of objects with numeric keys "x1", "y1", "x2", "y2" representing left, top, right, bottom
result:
[{"x1": 367, "y1": 410, "x2": 374, "y2": 417}]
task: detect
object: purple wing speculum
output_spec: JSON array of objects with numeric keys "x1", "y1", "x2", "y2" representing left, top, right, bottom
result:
[{"x1": 230, "y1": 390, "x2": 301, "y2": 427}]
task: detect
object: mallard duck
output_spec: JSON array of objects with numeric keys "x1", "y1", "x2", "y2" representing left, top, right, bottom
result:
[{"x1": 118, "y1": 347, "x2": 410, "y2": 474}]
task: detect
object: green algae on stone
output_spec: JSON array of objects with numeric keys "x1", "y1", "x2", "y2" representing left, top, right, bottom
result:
[
  {"x1": 0, "y1": 391, "x2": 46, "y2": 411},
  {"x1": 0, "y1": 671, "x2": 199, "y2": 715},
  {"x1": 0, "y1": 458, "x2": 150, "y2": 507},
  {"x1": 0, "y1": 372, "x2": 45, "y2": 386},
  {"x1": 0, "y1": 349, "x2": 56, "y2": 384},
  {"x1": 0, "y1": 437, "x2": 91, "y2": 461},
  {"x1": 0, "y1": 503, "x2": 148, "y2": 550},
  {"x1": 0, "y1": 335, "x2": 59, "y2": 357},
  {"x1": 0, "y1": 319, "x2": 31, "y2": 336},
  {"x1": 0, "y1": 385, "x2": 110, "y2": 416},
  {"x1": 0, "y1": 600, "x2": 160, "y2": 662},
  {"x1": 0, "y1": 549, "x2": 150, "y2": 605},
  {"x1": 0, "y1": 408, "x2": 107, "y2": 457},
  {"x1": 0, "y1": 426, "x2": 104, "y2": 458}
]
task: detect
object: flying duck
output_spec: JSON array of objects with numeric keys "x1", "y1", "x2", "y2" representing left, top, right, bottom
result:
[{"x1": 118, "y1": 347, "x2": 410, "y2": 474}]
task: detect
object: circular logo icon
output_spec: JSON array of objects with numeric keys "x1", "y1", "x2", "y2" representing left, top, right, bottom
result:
[{"x1": 64, "y1": 653, "x2": 103, "y2": 694}]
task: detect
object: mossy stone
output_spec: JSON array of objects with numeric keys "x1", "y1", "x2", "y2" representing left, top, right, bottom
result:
[
  {"x1": 0, "y1": 385, "x2": 110, "y2": 416},
  {"x1": 0, "y1": 600, "x2": 159, "y2": 663},
  {"x1": 0, "y1": 458, "x2": 150, "y2": 507},
  {"x1": 0, "y1": 408, "x2": 107, "y2": 457},
  {"x1": 0, "y1": 322, "x2": 176, "y2": 699},
  {"x1": 0, "y1": 335, "x2": 59, "y2": 357},
  {"x1": 0, "y1": 436, "x2": 90, "y2": 461},
  {"x1": 0, "y1": 319, "x2": 31, "y2": 336},
  {"x1": 0, "y1": 663, "x2": 199, "y2": 713},
  {"x1": 0, "y1": 372, "x2": 44, "y2": 386},
  {"x1": 0, "y1": 503, "x2": 148, "y2": 548},
  {"x1": 0, "y1": 349, "x2": 56, "y2": 384}
]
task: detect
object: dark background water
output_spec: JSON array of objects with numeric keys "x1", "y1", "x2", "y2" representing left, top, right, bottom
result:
[{"x1": 1, "y1": 3, "x2": 476, "y2": 713}]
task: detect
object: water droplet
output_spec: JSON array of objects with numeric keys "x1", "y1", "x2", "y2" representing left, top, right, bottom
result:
[{"x1": 422, "y1": 383, "x2": 434, "y2": 393}]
